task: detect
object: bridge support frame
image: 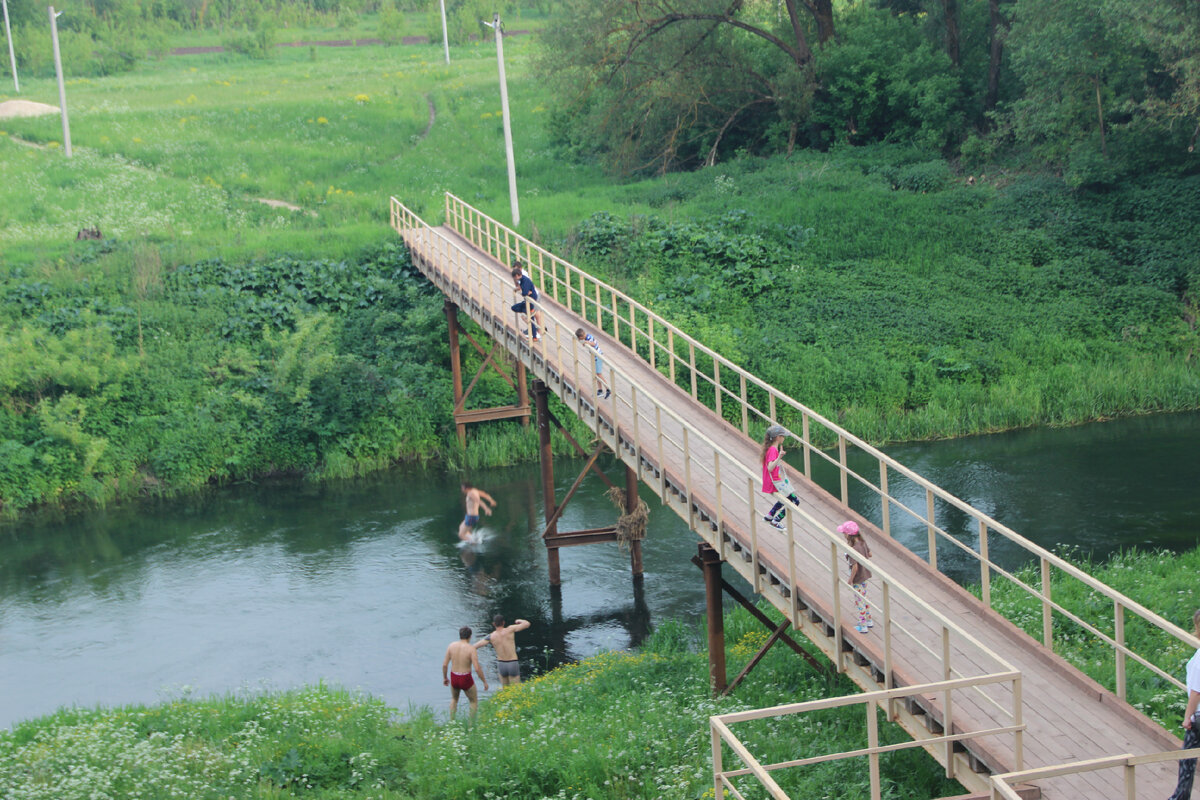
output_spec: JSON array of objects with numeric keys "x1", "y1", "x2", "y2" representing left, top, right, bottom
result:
[
  {"x1": 446, "y1": 300, "x2": 529, "y2": 447},
  {"x1": 534, "y1": 379, "x2": 645, "y2": 587},
  {"x1": 693, "y1": 547, "x2": 832, "y2": 697}
]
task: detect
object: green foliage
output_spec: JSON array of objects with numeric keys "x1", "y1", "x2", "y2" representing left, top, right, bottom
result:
[{"x1": 811, "y1": 7, "x2": 967, "y2": 151}]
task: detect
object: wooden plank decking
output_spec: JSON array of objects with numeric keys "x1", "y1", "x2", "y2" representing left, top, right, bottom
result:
[{"x1": 394, "y1": 209, "x2": 1184, "y2": 799}]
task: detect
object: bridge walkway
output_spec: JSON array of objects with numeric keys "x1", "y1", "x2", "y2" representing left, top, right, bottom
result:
[{"x1": 392, "y1": 196, "x2": 1184, "y2": 799}]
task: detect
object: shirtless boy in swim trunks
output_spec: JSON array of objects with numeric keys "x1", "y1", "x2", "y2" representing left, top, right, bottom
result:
[
  {"x1": 457, "y1": 483, "x2": 496, "y2": 542},
  {"x1": 442, "y1": 626, "x2": 489, "y2": 719},
  {"x1": 476, "y1": 614, "x2": 531, "y2": 686}
]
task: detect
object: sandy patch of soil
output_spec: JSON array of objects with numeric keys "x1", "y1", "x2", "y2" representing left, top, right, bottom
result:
[{"x1": 0, "y1": 100, "x2": 59, "y2": 120}]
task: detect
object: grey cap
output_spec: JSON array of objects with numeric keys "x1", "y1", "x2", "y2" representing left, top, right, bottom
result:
[{"x1": 766, "y1": 424, "x2": 788, "y2": 439}]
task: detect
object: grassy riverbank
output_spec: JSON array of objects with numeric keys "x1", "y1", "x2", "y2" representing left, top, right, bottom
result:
[
  {"x1": 1, "y1": 17, "x2": 1199, "y2": 516},
  {"x1": 3, "y1": 548, "x2": 1194, "y2": 799},
  {"x1": 0, "y1": 612, "x2": 961, "y2": 800}
]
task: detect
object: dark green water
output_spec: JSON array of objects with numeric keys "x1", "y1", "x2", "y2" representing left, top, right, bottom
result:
[{"x1": 2, "y1": 412, "x2": 1198, "y2": 728}]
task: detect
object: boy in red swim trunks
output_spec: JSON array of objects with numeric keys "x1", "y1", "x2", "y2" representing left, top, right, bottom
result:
[{"x1": 442, "y1": 625, "x2": 489, "y2": 719}]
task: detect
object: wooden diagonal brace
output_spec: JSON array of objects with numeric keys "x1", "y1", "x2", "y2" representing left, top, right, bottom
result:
[
  {"x1": 461, "y1": 328, "x2": 518, "y2": 391},
  {"x1": 723, "y1": 618, "x2": 791, "y2": 696},
  {"x1": 691, "y1": 554, "x2": 831, "y2": 676},
  {"x1": 541, "y1": 442, "x2": 606, "y2": 539},
  {"x1": 546, "y1": 408, "x2": 617, "y2": 491}
]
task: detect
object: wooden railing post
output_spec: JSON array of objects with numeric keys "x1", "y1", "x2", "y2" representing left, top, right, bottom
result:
[
  {"x1": 942, "y1": 625, "x2": 955, "y2": 779},
  {"x1": 1115, "y1": 601, "x2": 1126, "y2": 700},
  {"x1": 1041, "y1": 558, "x2": 1053, "y2": 648},
  {"x1": 867, "y1": 699, "x2": 882, "y2": 800},
  {"x1": 979, "y1": 519, "x2": 991, "y2": 607},
  {"x1": 838, "y1": 434, "x2": 849, "y2": 504},
  {"x1": 926, "y1": 488, "x2": 937, "y2": 571},
  {"x1": 831, "y1": 539, "x2": 844, "y2": 672},
  {"x1": 802, "y1": 414, "x2": 812, "y2": 479},
  {"x1": 879, "y1": 462, "x2": 891, "y2": 537}
]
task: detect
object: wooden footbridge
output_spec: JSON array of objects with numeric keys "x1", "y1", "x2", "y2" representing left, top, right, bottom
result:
[{"x1": 390, "y1": 193, "x2": 1198, "y2": 800}]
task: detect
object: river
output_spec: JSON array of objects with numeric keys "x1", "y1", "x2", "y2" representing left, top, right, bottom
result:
[{"x1": 2, "y1": 412, "x2": 1198, "y2": 728}]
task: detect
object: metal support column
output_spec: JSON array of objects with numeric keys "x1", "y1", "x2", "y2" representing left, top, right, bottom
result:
[
  {"x1": 516, "y1": 361, "x2": 529, "y2": 429},
  {"x1": 534, "y1": 380, "x2": 560, "y2": 585},
  {"x1": 626, "y1": 463, "x2": 644, "y2": 577},
  {"x1": 700, "y1": 543, "x2": 727, "y2": 694}
]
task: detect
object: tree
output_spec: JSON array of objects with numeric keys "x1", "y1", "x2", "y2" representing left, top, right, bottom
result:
[
  {"x1": 1006, "y1": 0, "x2": 1145, "y2": 166},
  {"x1": 538, "y1": 0, "x2": 833, "y2": 173}
]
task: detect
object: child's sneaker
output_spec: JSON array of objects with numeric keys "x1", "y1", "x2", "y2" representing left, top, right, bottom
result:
[
  {"x1": 855, "y1": 624, "x2": 869, "y2": 633},
  {"x1": 532, "y1": 334, "x2": 541, "y2": 341},
  {"x1": 603, "y1": 389, "x2": 611, "y2": 399},
  {"x1": 597, "y1": 389, "x2": 604, "y2": 396},
  {"x1": 764, "y1": 515, "x2": 784, "y2": 530},
  {"x1": 866, "y1": 619, "x2": 874, "y2": 628}
]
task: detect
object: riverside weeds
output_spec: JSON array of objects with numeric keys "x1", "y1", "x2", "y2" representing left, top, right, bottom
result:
[{"x1": 0, "y1": 614, "x2": 962, "y2": 800}]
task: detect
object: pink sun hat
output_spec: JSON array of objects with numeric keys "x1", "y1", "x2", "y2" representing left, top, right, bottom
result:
[{"x1": 836, "y1": 520, "x2": 860, "y2": 536}]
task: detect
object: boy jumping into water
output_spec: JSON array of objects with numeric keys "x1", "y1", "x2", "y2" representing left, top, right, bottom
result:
[
  {"x1": 458, "y1": 483, "x2": 496, "y2": 542},
  {"x1": 475, "y1": 614, "x2": 531, "y2": 686},
  {"x1": 442, "y1": 626, "x2": 489, "y2": 719}
]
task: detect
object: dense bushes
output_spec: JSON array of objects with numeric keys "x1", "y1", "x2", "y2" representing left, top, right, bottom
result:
[
  {"x1": 0, "y1": 243, "x2": 456, "y2": 515},
  {"x1": 565, "y1": 150, "x2": 1200, "y2": 441}
]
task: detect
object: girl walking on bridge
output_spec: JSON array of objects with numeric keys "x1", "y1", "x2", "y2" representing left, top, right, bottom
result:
[
  {"x1": 840, "y1": 520, "x2": 874, "y2": 633},
  {"x1": 761, "y1": 425, "x2": 801, "y2": 530}
]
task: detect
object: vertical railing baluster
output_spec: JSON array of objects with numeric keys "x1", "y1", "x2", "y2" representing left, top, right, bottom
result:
[
  {"x1": 714, "y1": 361, "x2": 722, "y2": 419},
  {"x1": 689, "y1": 344, "x2": 698, "y2": 399},
  {"x1": 879, "y1": 462, "x2": 891, "y2": 537},
  {"x1": 1115, "y1": 601, "x2": 1126, "y2": 701},
  {"x1": 979, "y1": 519, "x2": 991, "y2": 607},
  {"x1": 943, "y1": 626, "x2": 955, "y2": 780},
  {"x1": 649, "y1": 317, "x2": 656, "y2": 370},
  {"x1": 867, "y1": 699, "x2": 881, "y2": 800},
  {"x1": 683, "y1": 427, "x2": 694, "y2": 530},
  {"x1": 739, "y1": 375, "x2": 748, "y2": 434},
  {"x1": 802, "y1": 414, "x2": 812, "y2": 479},
  {"x1": 831, "y1": 540, "x2": 844, "y2": 673},
  {"x1": 838, "y1": 434, "x2": 848, "y2": 504},
  {"x1": 656, "y1": 406, "x2": 666, "y2": 503},
  {"x1": 1041, "y1": 558, "x2": 1053, "y2": 647},
  {"x1": 714, "y1": 451, "x2": 724, "y2": 559},
  {"x1": 926, "y1": 489, "x2": 937, "y2": 570},
  {"x1": 748, "y1": 477, "x2": 760, "y2": 594},
  {"x1": 668, "y1": 329, "x2": 676, "y2": 383}
]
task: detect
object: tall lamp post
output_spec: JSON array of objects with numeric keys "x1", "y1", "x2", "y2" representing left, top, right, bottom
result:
[
  {"x1": 483, "y1": 13, "x2": 519, "y2": 227},
  {"x1": 438, "y1": 0, "x2": 449, "y2": 64},
  {"x1": 49, "y1": 5, "x2": 71, "y2": 156},
  {"x1": 2, "y1": 0, "x2": 17, "y2": 93}
]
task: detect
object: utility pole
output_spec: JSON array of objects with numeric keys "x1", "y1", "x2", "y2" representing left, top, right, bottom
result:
[
  {"x1": 3, "y1": 0, "x2": 17, "y2": 93},
  {"x1": 484, "y1": 13, "x2": 519, "y2": 227},
  {"x1": 438, "y1": 0, "x2": 449, "y2": 64},
  {"x1": 49, "y1": 6, "x2": 71, "y2": 157}
]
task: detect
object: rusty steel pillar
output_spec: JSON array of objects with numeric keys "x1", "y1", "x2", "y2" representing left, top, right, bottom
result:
[
  {"x1": 700, "y1": 543, "x2": 727, "y2": 694},
  {"x1": 534, "y1": 380, "x2": 560, "y2": 585},
  {"x1": 516, "y1": 361, "x2": 530, "y2": 429},
  {"x1": 444, "y1": 300, "x2": 466, "y2": 447},
  {"x1": 626, "y1": 463, "x2": 644, "y2": 577}
]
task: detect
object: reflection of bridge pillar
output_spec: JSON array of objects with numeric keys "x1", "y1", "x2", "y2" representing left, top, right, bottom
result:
[
  {"x1": 534, "y1": 380, "x2": 561, "y2": 585},
  {"x1": 700, "y1": 543, "x2": 727, "y2": 694}
]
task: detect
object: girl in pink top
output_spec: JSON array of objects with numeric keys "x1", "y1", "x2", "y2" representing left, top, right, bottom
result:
[{"x1": 760, "y1": 425, "x2": 801, "y2": 530}]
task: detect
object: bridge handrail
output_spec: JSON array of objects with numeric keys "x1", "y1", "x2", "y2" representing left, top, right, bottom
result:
[
  {"x1": 989, "y1": 747, "x2": 1200, "y2": 800},
  {"x1": 710, "y1": 675, "x2": 1026, "y2": 800},
  {"x1": 392, "y1": 197, "x2": 1025, "y2": 722},
  {"x1": 440, "y1": 192, "x2": 1200, "y2": 700}
]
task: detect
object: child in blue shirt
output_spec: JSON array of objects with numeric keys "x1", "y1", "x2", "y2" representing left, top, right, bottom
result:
[
  {"x1": 510, "y1": 264, "x2": 541, "y2": 341},
  {"x1": 575, "y1": 327, "x2": 611, "y2": 399}
]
